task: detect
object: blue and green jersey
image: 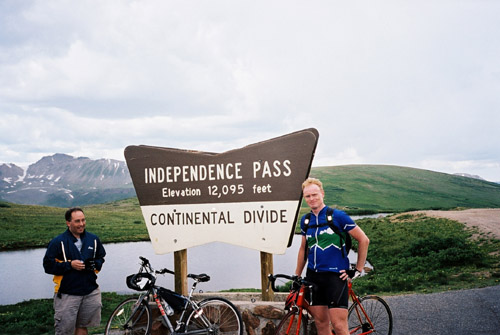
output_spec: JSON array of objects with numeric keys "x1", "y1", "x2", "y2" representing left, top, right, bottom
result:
[{"x1": 300, "y1": 207, "x2": 356, "y2": 273}]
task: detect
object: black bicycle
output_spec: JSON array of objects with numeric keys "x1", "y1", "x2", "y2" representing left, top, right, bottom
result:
[{"x1": 105, "y1": 256, "x2": 243, "y2": 335}]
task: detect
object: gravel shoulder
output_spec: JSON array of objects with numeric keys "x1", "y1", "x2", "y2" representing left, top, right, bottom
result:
[
  {"x1": 384, "y1": 285, "x2": 500, "y2": 335},
  {"x1": 402, "y1": 208, "x2": 500, "y2": 239},
  {"x1": 387, "y1": 208, "x2": 500, "y2": 334}
]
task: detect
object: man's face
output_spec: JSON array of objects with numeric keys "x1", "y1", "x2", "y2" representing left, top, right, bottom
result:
[
  {"x1": 303, "y1": 184, "x2": 325, "y2": 211},
  {"x1": 67, "y1": 210, "x2": 86, "y2": 237}
]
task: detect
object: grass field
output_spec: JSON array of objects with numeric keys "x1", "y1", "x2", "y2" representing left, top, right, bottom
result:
[
  {"x1": 1, "y1": 164, "x2": 500, "y2": 251},
  {"x1": 0, "y1": 198, "x2": 148, "y2": 250},
  {"x1": 1, "y1": 213, "x2": 499, "y2": 334},
  {"x1": 1, "y1": 164, "x2": 500, "y2": 334}
]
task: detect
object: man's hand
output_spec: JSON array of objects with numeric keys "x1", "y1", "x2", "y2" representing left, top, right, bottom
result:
[
  {"x1": 340, "y1": 268, "x2": 361, "y2": 280},
  {"x1": 71, "y1": 260, "x2": 85, "y2": 271}
]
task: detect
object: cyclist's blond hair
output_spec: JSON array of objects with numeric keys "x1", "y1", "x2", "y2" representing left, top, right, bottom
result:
[{"x1": 302, "y1": 177, "x2": 323, "y2": 191}]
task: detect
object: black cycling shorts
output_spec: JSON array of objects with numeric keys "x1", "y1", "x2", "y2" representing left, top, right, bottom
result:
[{"x1": 306, "y1": 269, "x2": 349, "y2": 309}]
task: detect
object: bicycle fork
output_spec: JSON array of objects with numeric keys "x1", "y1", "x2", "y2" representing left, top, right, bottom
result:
[
  {"x1": 121, "y1": 295, "x2": 149, "y2": 330},
  {"x1": 350, "y1": 301, "x2": 374, "y2": 334},
  {"x1": 286, "y1": 309, "x2": 305, "y2": 335}
]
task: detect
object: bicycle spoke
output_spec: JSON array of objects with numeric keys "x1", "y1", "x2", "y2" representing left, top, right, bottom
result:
[
  {"x1": 105, "y1": 298, "x2": 151, "y2": 335},
  {"x1": 186, "y1": 298, "x2": 243, "y2": 335},
  {"x1": 348, "y1": 296, "x2": 392, "y2": 335}
]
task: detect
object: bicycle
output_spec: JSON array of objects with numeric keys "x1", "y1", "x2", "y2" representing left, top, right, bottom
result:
[
  {"x1": 105, "y1": 256, "x2": 243, "y2": 335},
  {"x1": 268, "y1": 273, "x2": 392, "y2": 335}
]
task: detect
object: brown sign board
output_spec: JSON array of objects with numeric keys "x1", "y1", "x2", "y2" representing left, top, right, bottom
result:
[{"x1": 124, "y1": 128, "x2": 318, "y2": 254}]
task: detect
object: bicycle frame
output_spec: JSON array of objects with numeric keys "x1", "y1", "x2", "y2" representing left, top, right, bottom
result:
[
  {"x1": 119, "y1": 281, "x2": 225, "y2": 335},
  {"x1": 107, "y1": 257, "x2": 243, "y2": 335},
  {"x1": 269, "y1": 274, "x2": 385, "y2": 335},
  {"x1": 118, "y1": 258, "x2": 225, "y2": 335},
  {"x1": 345, "y1": 281, "x2": 375, "y2": 335},
  {"x1": 152, "y1": 278, "x2": 212, "y2": 335}
]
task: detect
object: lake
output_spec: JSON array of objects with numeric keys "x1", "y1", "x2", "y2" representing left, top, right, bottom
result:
[{"x1": 1, "y1": 214, "x2": 384, "y2": 305}]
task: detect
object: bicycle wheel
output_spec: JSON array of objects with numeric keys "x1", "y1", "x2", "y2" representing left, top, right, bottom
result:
[
  {"x1": 105, "y1": 298, "x2": 152, "y2": 335},
  {"x1": 185, "y1": 297, "x2": 243, "y2": 335},
  {"x1": 348, "y1": 295, "x2": 392, "y2": 335},
  {"x1": 275, "y1": 309, "x2": 308, "y2": 335}
]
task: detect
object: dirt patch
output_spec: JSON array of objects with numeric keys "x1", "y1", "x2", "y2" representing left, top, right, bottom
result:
[{"x1": 401, "y1": 208, "x2": 500, "y2": 239}]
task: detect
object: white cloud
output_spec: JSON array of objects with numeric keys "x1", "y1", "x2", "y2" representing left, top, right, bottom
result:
[
  {"x1": 419, "y1": 158, "x2": 500, "y2": 182},
  {"x1": 313, "y1": 148, "x2": 365, "y2": 168},
  {"x1": 0, "y1": 0, "x2": 499, "y2": 181}
]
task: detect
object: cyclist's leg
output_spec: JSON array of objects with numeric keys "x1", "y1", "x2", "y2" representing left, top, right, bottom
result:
[
  {"x1": 308, "y1": 305, "x2": 331, "y2": 335},
  {"x1": 328, "y1": 308, "x2": 348, "y2": 335},
  {"x1": 306, "y1": 271, "x2": 349, "y2": 335},
  {"x1": 74, "y1": 328, "x2": 88, "y2": 335}
]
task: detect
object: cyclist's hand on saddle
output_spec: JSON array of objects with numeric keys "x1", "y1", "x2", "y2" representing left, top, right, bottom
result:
[{"x1": 340, "y1": 268, "x2": 361, "y2": 280}]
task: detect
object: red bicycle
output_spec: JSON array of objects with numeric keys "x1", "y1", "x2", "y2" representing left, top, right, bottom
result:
[{"x1": 268, "y1": 274, "x2": 392, "y2": 335}]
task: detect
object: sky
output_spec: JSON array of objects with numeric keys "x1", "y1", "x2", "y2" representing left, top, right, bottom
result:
[{"x1": 1, "y1": 0, "x2": 499, "y2": 182}]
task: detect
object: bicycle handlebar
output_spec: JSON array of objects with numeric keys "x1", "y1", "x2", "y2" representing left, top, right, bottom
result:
[
  {"x1": 156, "y1": 268, "x2": 175, "y2": 275},
  {"x1": 267, "y1": 273, "x2": 315, "y2": 292},
  {"x1": 137, "y1": 257, "x2": 209, "y2": 282}
]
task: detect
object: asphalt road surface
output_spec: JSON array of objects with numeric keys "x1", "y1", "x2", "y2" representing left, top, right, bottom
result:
[{"x1": 382, "y1": 285, "x2": 500, "y2": 335}]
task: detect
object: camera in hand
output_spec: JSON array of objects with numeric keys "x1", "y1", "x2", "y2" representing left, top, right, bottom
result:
[{"x1": 84, "y1": 259, "x2": 96, "y2": 271}]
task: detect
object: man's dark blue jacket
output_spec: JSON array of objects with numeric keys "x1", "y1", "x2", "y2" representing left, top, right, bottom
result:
[{"x1": 43, "y1": 229, "x2": 106, "y2": 296}]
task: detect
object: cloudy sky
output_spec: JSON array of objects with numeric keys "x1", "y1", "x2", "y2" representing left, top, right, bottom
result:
[{"x1": 1, "y1": 1, "x2": 499, "y2": 181}]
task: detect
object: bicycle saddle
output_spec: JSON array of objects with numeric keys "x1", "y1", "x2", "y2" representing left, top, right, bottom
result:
[{"x1": 188, "y1": 273, "x2": 211, "y2": 282}]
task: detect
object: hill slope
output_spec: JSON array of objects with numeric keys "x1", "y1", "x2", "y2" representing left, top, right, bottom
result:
[
  {"x1": 2, "y1": 164, "x2": 500, "y2": 250},
  {"x1": 0, "y1": 198, "x2": 147, "y2": 250},
  {"x1": 308, "y1": 165, "x2": 500, "y2": 212}
]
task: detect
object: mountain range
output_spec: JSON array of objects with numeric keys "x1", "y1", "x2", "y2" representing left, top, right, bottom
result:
[
  {"x1": 0, "y1": 154, "x2": 135, "y2": 207},
  {"x1": 0, "y1": 154, "x2": 497, "y2": 208}
]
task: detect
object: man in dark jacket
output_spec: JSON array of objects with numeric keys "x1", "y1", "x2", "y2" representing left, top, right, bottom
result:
[{"x1": 43, "y1": 207, "x2": 106, "y2": 335}]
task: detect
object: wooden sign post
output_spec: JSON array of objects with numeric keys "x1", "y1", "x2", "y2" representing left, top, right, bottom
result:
[
  {"x1": 260, "y1": 252, "x2": 274, "y2": 301},
  {"x1": 125, "y1": 129, "x2": 318, "y2": 299},
  {"x1": 174, "y1": 249, "x2": 188, "y2": 295}
]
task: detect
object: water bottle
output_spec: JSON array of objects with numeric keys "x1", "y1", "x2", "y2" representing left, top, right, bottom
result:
[{"x1": 162, "y1": 298, "x2": 174, "y2": 316}]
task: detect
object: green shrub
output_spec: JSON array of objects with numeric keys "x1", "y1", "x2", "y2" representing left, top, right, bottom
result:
[{"x1": 352, "y1": 215, "x2": 499, "y2": 295}]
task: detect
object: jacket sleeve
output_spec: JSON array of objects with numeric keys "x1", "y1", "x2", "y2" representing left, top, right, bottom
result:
[
  {"x1": 43, "y1": 239, "x2": 72, "y2": 275},
  {"x1": 93, "y1": 237, "x2": 106, "y2": 271}
]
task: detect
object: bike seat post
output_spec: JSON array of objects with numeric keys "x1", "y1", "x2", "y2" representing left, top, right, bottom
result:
[{"x1": 187, "y1": 280, "x2": 199, "y2": 299}]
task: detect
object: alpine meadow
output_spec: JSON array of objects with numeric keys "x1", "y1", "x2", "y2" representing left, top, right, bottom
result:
[
  {"x1": 2, "y1": 164, "x2": 500, "y2": 251},
  {"x1": 1, "y1": 165, "x2": 500, "y2": 334}
]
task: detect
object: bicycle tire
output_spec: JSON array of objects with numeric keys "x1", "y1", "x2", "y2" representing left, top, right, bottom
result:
[
  {"x1": 275, "y1": 309, "x2": 308, "y2": 335},
  {"x1": 185, "y1": 297, "x2": 243, "y2": 335},
  {"x1": 105, "y1": 298, "x2": 152, "y2": 335},
  {"x1": 348, "y1": 295, "x2": 392, "y2": 335}
]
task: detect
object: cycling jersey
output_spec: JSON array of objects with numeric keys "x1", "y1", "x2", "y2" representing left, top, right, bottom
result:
[{"x1": 300, "y1": 207, "x2": 356, "y2": 273}]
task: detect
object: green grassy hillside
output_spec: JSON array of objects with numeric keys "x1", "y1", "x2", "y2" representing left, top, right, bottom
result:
[
  {"x1": 0, "y1": 198, "x2": 148, "y2": 250},
  {"x1": 308, "y1": 164, "x2": 500, "y2": 213},
  {"x1": 1, "y1": 164, "x2": 499, "y2": 250}
]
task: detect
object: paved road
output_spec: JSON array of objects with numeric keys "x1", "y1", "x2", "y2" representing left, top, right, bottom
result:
[{"x1": 382, "y1": 285, "x2": 500, "y2": 335}]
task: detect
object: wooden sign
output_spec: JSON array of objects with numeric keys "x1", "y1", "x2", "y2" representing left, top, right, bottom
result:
[{"x1": 124, "y1": 128, "x2": 318, "y2": 254}]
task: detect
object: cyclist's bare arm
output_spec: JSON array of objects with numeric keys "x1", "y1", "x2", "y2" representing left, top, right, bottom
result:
[
  {"x1": 295, "y1": 235, "x2": 307, "y2": 276},
  {"x1": 340, "y1": 226, "x2": 370, "y2": 280}
]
